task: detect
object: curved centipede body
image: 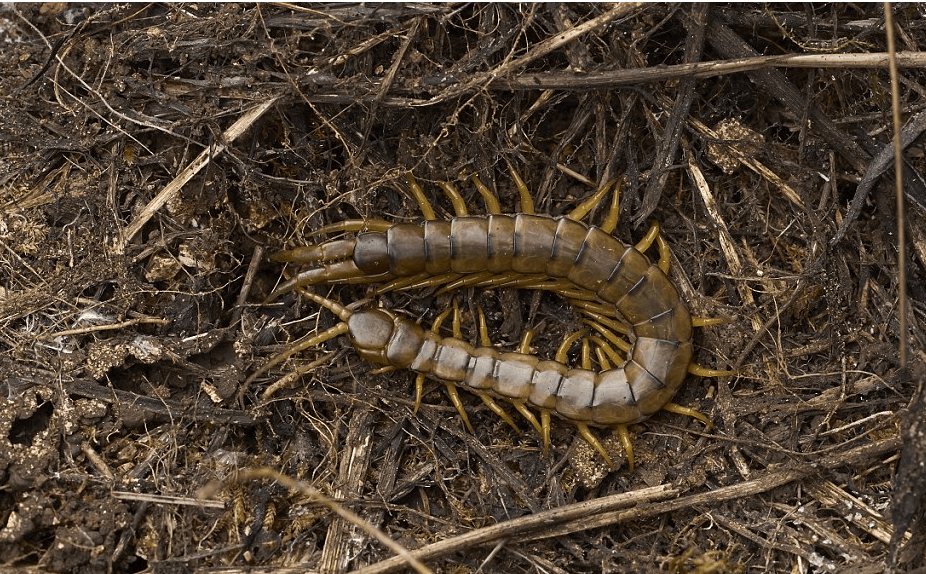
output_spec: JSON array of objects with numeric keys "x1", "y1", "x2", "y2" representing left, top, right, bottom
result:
[{"x1": 258, "y1": 171, "x2": 724, "y2": 469}]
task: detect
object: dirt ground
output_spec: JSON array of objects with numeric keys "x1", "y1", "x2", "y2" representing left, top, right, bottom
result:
[{"x1": 1, "y1": 4, "x2": 924, "y2": 573}]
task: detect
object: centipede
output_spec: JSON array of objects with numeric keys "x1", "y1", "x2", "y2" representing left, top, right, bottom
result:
[{"x1": 251, "y1": 165, "x2": 729, "y2": 470}]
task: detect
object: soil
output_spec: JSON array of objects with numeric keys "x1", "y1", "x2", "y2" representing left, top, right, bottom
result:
[{"x1": 0, "y1": 4, "x2": 923, "y2": 573}]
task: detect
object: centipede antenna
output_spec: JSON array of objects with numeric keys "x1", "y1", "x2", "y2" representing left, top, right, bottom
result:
[
  {"x1": 635, "y1": 221, "x2": 661, "y2": 254},
  {"x1": 600, "y1": 178, "x2": 623, "y2": 235},
  {"x1": 244, "y1": 322, "x2": 350, "y2": 386},
  {"x1": 615, "y1": 424, "x2": 634, "y2": 472},
  {"x1": 505, "y1": 158, "x2": 535, "y2": 215},
  {"x1": 437, "y1": 181, "x2": 469, "y2": 217},
  {"x1": 687, "y1": 362, "x2": 736, "y2": 377},
  {"x1": 555, "y1": 329, "x2": 587, "y2": 363},
  {"x1": 267, "y1": 262, "x2": 388, "y2": 302},
  {"x1": 661, "y1": 402, "x2": 714, "y2": 429},
  {"x1": 567, "y1": 180, "x2": 616, "y2": 222},
  {"x1": 470, "y1": 174, "x2": 502, "y2": 214},
  {"x1": 294, "y1": 287, "x2": 353, "y2": 322},
  {"x1": 576, "y1": 423, "x2": 614, "y2": 469},
  {"x1": 271, "y1": 239, "x2": 355, "y2": 263}
]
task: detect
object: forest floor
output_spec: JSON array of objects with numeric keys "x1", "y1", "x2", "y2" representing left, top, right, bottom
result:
[{"x1": 0, "y1": 4, "x2": 923, "y2": 573}]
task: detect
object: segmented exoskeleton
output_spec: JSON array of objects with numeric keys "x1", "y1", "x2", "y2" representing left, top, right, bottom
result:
[{"x1": 254, "y1": 167, "x2": 727, "y2": 469}]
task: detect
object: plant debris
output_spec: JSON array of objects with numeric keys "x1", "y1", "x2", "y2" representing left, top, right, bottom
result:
[{"x1": 0, "y1": 4, "x2": 922, "y2": 572}]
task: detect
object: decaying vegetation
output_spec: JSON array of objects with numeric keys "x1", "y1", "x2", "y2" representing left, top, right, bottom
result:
[{"x1": 0, "y1": 4, "x2": 924, "y2": 573}]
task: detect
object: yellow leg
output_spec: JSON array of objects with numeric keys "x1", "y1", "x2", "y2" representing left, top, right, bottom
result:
[
  {"x1": 369, "y1": 365, "x2": 398, "y2": 375},
  {"x1": 476, "y1": 306, "x2": 492, "y2": 347},
  {"x1": 444, "y1": 383, "x2": 475, "y2": 434},
  {"x1": 512, "y1": 402, "x2": 543, "y2": 435},
  {"x1": 692, "y1": 316, "x2": 728, "y2": 327},
  {"x1": 661, "y1": 402, "x2": 713, "y2": 429},
  {"x1": 584, "y1": 319, "x2": 632, "y2": 355},
  {"x1": 587, "y1": 335, "x2": 621, "y2": 369},
  {"x1": 504, "y1": 158, "x2": 535, "y2": 215},
  {"x1": 439, "y1": 270, "x2": 505, "y2": 293},
  {"x1": 577, "y1": 423, "x2": 614, "y2": 469},
  {"x1": 405, "y1": 173, "x2": 438, "y2": 220},
  {"x1": 470, "y1": 174, "x2": 502, "y2": 215},
  {"x1": 634, "y1": 221, "x2": 661, "y2": 254},
  {"x1": 518, "y1": 328, "x2": 535, "y2": 354},
  {"x1": 600, "y1": 177, "x2": 624, "y2": 234},
  {"x1": 554, "y1": 329, "x2": 587, "y2": 363},
  {"x1": 654, "y1": 232, "x2": 671, "y2": 275},
  {"x1": 476, "y1": 392, "x2": 519, "y2": 431},
  {"x1": 540, "y1": 410, "x2": 552, "y2": 454},
  {"x1": 688, "y1": 362, "x2": 736, "y2": 377},
  {"x1": 377, "y1": 272, "x2": 442, "y2": 294},
  {"x1": 567, "y1": 180, "x2": 616, "y2": 222},
  {"x1": 615, "y1": 424, "x2": 634, "y2": 472},
  {"x1": 437, "y1": 181, "x2": 469, "y2": 217}
]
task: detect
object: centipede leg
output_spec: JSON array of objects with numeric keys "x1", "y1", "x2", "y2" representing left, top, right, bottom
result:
[
  {"x1": 504, "y1": 158, "x2": 535, "y2": 215},
  {"x1": 566, "y1": 180, "x2": 616, "y2": 222},
  {"x1": 688, "y1": 362, "x2": 735, "y2": 377},
  {"x1": 600, "y1": 177, "x2": 623, "y2": 234},
  {"x1": 540, "y1": 410, "x2": 552, "y2": 455},
  {"x1": 633, "y1": 220, "x2": 674, "y2": 278},
  {"x1": 377, "y1": 271, "x2": 464, "y2": 294},
  {"x1": 470, "y1": 174, "x2": 502, "y2": 214},
  {"x1": 475, "y1": 392, "x2": 520, "y2": 431},
  {"x1": 661, "y1": 402, "x2": 714, "y2": 429},
  {"x1": 615, "y1": 425, "x2": 634, "y2": 472},
  {"x1": 437, "y1": 181, "x2": 470, "y2": 216},
  {"x1": 587, "y1": 335, "x2": 623, "y2": 368},
  {"x1": 405, "y1": 173, "x2": 438, "y2": 221},
  {"x1": 577, "y1": 423, "x2": 615, "y2": 469}
]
